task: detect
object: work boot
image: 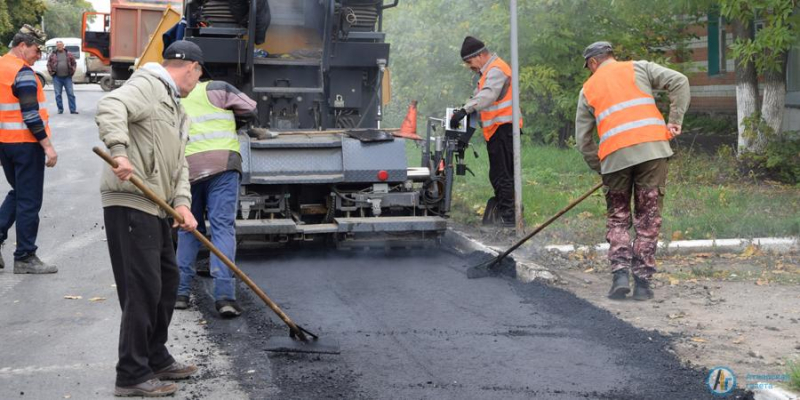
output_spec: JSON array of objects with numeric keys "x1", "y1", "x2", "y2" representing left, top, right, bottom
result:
[
  {"x1": 114, "y1": 378, "x2": 177, "y2": 397},
  {"x1": 607, "y1": 269, "x2": 630, "y2": 300},
  {"x1": 174, "y1": 295, "x2": 189, "y2": 310},
  {"x1": 632, "y1": 276, "x2": 654, "y2": 301},
  {"x1": 14, "y1": 255, "x2": 57, "y2": 274},
  {"x1": 153, "y1": 361, "x2": 198, "y2": 380},
  {"x1": 215, "y1": 300, "x2": 243, "y2": 318}
]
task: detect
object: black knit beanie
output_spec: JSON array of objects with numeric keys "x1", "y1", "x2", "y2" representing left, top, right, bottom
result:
[{"x1": 460, "y1": 36, "x2": 486, "y2": 60}]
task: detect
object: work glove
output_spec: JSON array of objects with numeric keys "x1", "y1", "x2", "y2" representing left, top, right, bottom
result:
[{"x1": 449, "y1": 108, "x2": 468, "y2": 130}]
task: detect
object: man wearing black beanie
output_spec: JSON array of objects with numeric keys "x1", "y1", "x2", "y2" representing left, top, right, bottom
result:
[{"x1": 451, "y1": 36, "x2": 523, "y2": 226}]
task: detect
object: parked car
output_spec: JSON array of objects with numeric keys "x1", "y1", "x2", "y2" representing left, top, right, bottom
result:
[{"x1": 32, "y1": 37, "x2": 110, "y2": 87}]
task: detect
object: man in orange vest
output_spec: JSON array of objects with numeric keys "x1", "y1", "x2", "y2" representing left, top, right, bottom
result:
[
  {"x1": 575, "y1": 41, "x2": 690, "y2": 301},
  {"x1": 450, "y1": 36, "x2": 522, "y2": 226},
  {"x1": 0, "y1": 25, "x2": 59, "y2": 274}
]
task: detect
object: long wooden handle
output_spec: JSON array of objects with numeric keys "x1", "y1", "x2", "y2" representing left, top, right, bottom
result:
[
  {"x1": 496, "y1": 181, "x2": 604, "y2": 262},
  {"x1": 93, "y1": 147, "x2": 306, "y2": 339}
]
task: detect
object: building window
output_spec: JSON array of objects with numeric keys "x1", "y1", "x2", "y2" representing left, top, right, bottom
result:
[
  {"x1": 707, "y1": 14, "x2": 726, "y2": 76},
  {"x1": 789, "y1": 45, "x2": 800, "y2": 93},
  {"x1": 787, "y1": 41, "x2": 800, "y2": 107}
]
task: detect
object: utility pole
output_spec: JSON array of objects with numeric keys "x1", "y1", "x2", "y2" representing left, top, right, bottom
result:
[{"x1": 510, "y1": 0, "x2": 523, "y2": 237}]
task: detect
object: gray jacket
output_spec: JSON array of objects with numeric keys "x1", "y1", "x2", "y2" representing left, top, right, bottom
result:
[{"x1": 96, "y1": 64, "x2": 192, "y2": 217}]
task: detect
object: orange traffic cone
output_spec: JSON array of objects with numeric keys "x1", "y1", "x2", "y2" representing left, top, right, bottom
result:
[{"x1": 395, "y1": 100, "x2": 422, "y2": 140}]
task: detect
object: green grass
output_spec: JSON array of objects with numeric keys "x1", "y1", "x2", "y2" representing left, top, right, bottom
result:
[
  {"x1": 407, "y1": 141, "x2": 800, "y2": 244},
  {"x1": 788, "y1": 359, "x2": 800, "y2": 392}
]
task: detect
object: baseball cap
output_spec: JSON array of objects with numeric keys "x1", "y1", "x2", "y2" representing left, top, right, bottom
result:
[
  {"x1": 583, "y1": 41, "x2": 613, "y2": 68},
  {"x1": 18, "y1": 24, "x2": 46, "y2": 52},
  {"x1": 163, "y1": 40, "x2": 204, "y2": 65}
]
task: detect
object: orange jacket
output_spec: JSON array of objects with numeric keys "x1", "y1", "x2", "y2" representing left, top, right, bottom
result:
[
  {"x1": 0, "y1": 53, "x2": 50, "y2": 143},
  {"x1": 478, "y1": 57, "x2": 522, "y2": 141},
  {"x1": 582, "y1": 61, "x2": 669, "y2": 160}
]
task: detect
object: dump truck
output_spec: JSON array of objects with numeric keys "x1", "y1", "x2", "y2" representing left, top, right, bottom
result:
[
  {"x1": 179, "y1": 0, "x2": 470, "y2": 247},
  {"x1": 82, "y1": 0, "x2": 183, "y2": 91}
]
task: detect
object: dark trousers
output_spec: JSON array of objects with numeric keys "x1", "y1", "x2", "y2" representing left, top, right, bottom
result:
[
  {"x1": 486, "y1": 124, "x2": 516, "y2": 220},
  {"x1": 104, "y1": 206, "x2": 177, "y2": 387},
  {"x1": 0, "y1": 142, "x2": 45, "y2": 260}
]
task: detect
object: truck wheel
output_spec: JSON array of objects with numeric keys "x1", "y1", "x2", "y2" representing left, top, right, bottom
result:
[
  {"x1": 100, "y1": 76, "x2": 116, "y2": 92},
  {"x1": 36, "y1": 74, "x2": 46, "y2": 88}
]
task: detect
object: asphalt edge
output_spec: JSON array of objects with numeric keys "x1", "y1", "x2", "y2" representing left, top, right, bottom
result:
[
  {"x1": 444, "y1": 229, "x2": 799, "y2": 399},
  {"x1": 442, "y1": 228, "x2": 557, "y2": 283}
]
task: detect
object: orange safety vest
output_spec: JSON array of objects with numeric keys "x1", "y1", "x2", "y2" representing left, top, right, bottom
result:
[
  {"x1": 0, "y1": 53, "x2": 50, "y2": 143},
  {"x1": 582, "y1": 61, "x2": 669, "y2": 160},
  {"x1": 478, "y1": 57, "x2": 522, "y2": 141}
]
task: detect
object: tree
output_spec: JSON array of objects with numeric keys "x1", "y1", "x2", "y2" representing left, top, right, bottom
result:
[
  {"x1": 0, "y1": 0, "x2": 47, "y2": 53},
  {"x1": 720, "y1": 0, "x2": 799, "y2": 156},
  {"x1": 383, "y1": 0, "x2": 704, "y2": 145},
  {"x1": 42, "y1": 0, "x2": 94, "y2": 39}
]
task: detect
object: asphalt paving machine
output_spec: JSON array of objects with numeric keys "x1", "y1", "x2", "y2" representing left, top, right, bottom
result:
[{"x1": 181, "y1": 0, "x2": 472, "y2": 247}]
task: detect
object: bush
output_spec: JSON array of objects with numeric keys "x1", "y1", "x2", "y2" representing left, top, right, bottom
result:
[
  {"x1": 682, "y1": 113, "x2": 738, "y2": 135},
  {"x1": 740, "y1": 131, "x2": 800, "y2": 184}
]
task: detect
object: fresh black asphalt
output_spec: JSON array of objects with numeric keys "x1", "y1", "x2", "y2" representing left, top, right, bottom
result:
[{"x1": 195, "y1": 248, "x2": 753, "y2": 399}]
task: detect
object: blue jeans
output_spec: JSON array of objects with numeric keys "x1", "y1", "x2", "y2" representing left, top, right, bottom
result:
[
  {"x1": 0, "y1": 143, "x2": 45, "y2": 260},
  {"x1": 52, "y1": 76, "x2": 76, "y2": 113},
  {"x1": 176, "y1": 171, "x2": 239, "y2": 301}
]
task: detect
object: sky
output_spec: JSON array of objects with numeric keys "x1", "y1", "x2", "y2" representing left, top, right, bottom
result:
[{"x1": 88, "y1": 0, "x2": 110, "y2": 13}]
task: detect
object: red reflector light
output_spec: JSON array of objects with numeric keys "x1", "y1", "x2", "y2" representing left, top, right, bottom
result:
[{"x1": 377, "y1": 170, "x2": 389, "y2": 181}]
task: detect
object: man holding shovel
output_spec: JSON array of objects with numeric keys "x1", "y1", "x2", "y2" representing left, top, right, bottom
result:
[
  {"x1": 574, "y1": 41, "x2": 689, "y2": 301},
  {"x1": 96, "y1": 41, "x2": 203, "y2": 397}
]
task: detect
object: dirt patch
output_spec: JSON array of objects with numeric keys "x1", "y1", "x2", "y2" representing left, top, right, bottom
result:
[
  {"x1": 535, "y1": 246, "x2": 800, "y2": 392},
  {"x1": 453, "y1": 223, "x2": 800, "y2": 393}
]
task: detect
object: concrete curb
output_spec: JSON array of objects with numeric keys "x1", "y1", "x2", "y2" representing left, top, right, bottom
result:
[
  {"x1": 753, "y1": 386, "x2": 799, "y2": 400},
  {"x1": 442, "y1": 228, "x2": 556, "y2": 283},
  {"x1": 545, "y1": 237, "x2": 798, "y2": 256}
]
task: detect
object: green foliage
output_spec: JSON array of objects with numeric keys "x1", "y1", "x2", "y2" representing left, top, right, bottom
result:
[
  {"x1": 682, "y1": 113, "x2": 738, "y2": 135},
  {"x1": 788, "y1": 359, "x2": 800, "y2": 392},
  {"x1": 411, "y1": 142, "x2": 799, "y2": 242},
  {"x1": 0, "y1": 1, "x2": 11, "y2": 45},
  {"x1": 383, "y1": 0, "x2": 705, "y2": 145},
  {"x1": 0, "y1": 0, "x2": 47, "y2": 53},
  {"x1": 720, "y1": 0, "x2": 799, "y2": 74},
  {"x1": 43, "y1": 0, "x2": 94, "y2": 39},
  {"x1": 741, "y1": 130, "x2": 800, "y2": 184}
]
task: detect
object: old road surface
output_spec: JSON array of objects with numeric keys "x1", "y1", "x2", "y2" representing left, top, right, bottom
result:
[{"x1": 0, "y1": 87, "x2": 750, "y2": 399}]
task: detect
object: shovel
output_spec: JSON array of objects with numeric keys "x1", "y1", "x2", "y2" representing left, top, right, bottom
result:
[
  {"x1": 466, "y1": 181, "x2": 603, "y2": 278},
  {"x1": 93, "y1": 147, "x2": 340, "y2": 355}
]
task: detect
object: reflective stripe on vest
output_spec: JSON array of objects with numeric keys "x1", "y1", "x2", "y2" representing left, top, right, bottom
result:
[
  {"x1": 190, "y1": 112, "x2": 235, "y2": 125},
  {"x1": 0, "y1": 102, "x2": 47, "y2": 111},
  {"x1": 477, "y1": 57, "x2": 523, "y2": 141},
  {"x1": 582, "y1": 61, "x2": 670, "y2": 160},
  {"x1": 182, "y1": 81, "x2": 239, "y2": 157},
  {"x1": 0, "y1": 53, "x2": 51, "y2": 143}
]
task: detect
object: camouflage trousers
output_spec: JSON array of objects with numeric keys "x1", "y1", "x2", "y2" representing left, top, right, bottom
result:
[{"x1": 602, "y1": 158, "x2": 668, "y2": 281}]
